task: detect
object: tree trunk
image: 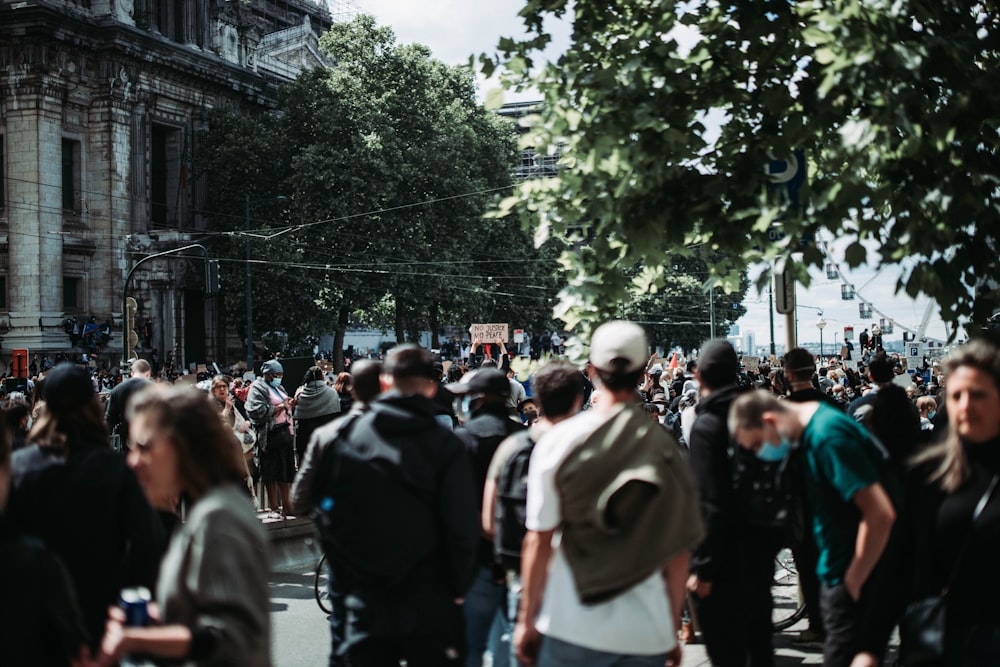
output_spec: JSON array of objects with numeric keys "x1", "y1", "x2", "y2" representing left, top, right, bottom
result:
[
  {"x1": 429, "y1": 300, "x2": 440, "y2": 349},
  {"x1": 394, "y1": 296, "x2": 405, "y2": 344},
  {"x1": 334, "y1": 303, "x2": 349, "y2": 373}
]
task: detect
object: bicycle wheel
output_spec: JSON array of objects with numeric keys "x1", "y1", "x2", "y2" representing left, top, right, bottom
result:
[
  {"x1": 772, "y1": 548, "x2": 807, "y2": 631},
  {"x1": 314, "y1": 553, "x2": 333, "y2": 615}
]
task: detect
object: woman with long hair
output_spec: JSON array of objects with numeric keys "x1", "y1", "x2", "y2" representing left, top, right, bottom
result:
[
  {"x1": 909, "y1": 337, "x2": 1000, "y2": 665},
  {"x1": 1, "y1": 412, "x2": 91, "y2": 666},
  {"x1": 9, "y1": 363, "x2": 165, "y2": 651},
  {"x1": 84, "y1": 385, "x2": 271, "y2": 666},
  {"x1": 209, "y1": 375, "x2": 255, "y2": 503}
]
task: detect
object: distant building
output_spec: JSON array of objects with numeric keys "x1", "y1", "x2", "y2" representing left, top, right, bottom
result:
[
  {"x1": 497, "y1": 101, "x2": 560, "y2": 182},
  {"x1": 0, "y1": 0, "x2": 331, "y2": 371}
]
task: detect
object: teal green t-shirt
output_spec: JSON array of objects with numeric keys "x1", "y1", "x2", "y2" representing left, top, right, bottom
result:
[{"x1": 802, "y1": 403, "x2": 888, "y2": 585}]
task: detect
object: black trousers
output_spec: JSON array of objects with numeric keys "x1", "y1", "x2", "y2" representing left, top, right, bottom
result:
[{"x1": 693, "y1": 538, "x2": 777, "y2": 667}]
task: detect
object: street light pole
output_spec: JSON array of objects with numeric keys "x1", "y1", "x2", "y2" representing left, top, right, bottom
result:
[{"x1": 816, "y1": 315, "x2": 827, "y2": 360}]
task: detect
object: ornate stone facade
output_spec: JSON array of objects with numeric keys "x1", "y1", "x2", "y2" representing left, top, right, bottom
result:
[{"x1": 0, "y1": 0, "x2": 330, "y2": 372}]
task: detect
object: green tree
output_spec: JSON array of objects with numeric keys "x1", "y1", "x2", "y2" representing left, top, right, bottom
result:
[
  {"x1": 484, "y1": 0, "x2": 1000, "y2": 338},
  {"x1": 625, "y1": 252, "x2": 750, "y2": 352},
  {"x1": 196, "y1": 15, "x2": 562, "y2": 368}
]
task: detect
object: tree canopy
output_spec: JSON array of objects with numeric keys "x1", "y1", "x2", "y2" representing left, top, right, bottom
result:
[
  {"x1": 195, "y1": 15, "x2": 562, "y2": 367},
  {"x1": 483, "y1": 0, "x2": 1000, "y2": 339}
]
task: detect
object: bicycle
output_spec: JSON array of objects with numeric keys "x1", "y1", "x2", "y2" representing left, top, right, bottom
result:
[
  {"x1": 314, "y1": 553, "x2": 333, "y2": 615},
  {"x1": 772, "y1": 547, "x2": 806, "y2": 631}
]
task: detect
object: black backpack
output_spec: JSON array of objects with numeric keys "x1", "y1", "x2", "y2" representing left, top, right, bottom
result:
[
  {"x1": 728, "y1": 444, "x2": 802, "y2": 533},
  {"x1": 312, "y1": 414, "x2": 439, "y2": 591},
  {"x1": 493, "y1": 430, "x2": 535, "y2": 571}
]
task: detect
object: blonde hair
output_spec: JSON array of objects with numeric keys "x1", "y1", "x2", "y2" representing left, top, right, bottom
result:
[
  {"x1": 911, "y1": 338, "x2": 1000, "y2": 492},
  {"x1": 915, "y1": 396, "x2": 936, "y2": 414}
]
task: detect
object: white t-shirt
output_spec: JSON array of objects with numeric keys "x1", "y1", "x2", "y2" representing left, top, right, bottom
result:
[{"x1": 525, "y1": 409, "x2": 676, "y2": 655}]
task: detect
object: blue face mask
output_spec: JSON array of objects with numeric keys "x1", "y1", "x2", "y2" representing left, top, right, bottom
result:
[
  {"x1": 928, "y1": 410, "x2": 936, "y2": 420},
  {"x1": 757, "y1": 438, "x2": 792, "y2": 462},
  {"x1": 270, "y1": 378, "x2": 283, "y2": 388}
]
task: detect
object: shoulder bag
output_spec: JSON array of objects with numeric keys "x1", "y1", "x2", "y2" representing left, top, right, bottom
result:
[{"x1": 899, "y1": 472, "x2": 999, "y2": 666}]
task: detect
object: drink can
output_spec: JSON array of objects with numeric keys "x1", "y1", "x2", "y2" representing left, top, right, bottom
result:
[{"x1": 119, "y1": 587, "x2": 152, "y2": 627}]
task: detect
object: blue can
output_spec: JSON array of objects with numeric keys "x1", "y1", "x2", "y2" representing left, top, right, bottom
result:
[{"x1": 119, "y1": 586, "x2": 152, "y2": 627}]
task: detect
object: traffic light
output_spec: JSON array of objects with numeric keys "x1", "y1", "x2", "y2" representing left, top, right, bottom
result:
[
  {"x1": 125, "y1": 297, "x2": 138, "y2": 360},
  {"x1": 207, "y1": 259, "x2": 220, "y2": 295}
]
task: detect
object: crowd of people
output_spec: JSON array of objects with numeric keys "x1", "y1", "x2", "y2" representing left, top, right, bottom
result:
[{"x1": 0, "y1": 323, "x2": 998, "y2": 667}]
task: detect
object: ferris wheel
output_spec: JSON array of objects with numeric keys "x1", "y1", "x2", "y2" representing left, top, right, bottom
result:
[{"x1": 815, "y1": 238, "x2": 946, "y2": 343}]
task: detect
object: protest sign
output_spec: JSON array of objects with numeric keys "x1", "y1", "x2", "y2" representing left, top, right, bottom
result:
[{"x1": 470, "y1": 323, "x2": 509, "y2": 341}]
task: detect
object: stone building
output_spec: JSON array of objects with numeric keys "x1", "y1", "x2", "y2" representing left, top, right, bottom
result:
[{"x1": 0, "y1": 0, "x2": 332, "y2": 374}]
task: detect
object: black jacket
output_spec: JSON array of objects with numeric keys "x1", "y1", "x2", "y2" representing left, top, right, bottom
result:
[
  {"x1": 336, "y1": 392, "x2": 480, "y2": 598},
  {"x1": 456, "y1": 405, "x2": 525, "y2": 568},
  {"x1": 0, "y1": 515, "x2": 90, "y2": 667},
  {"x1": 9, "y1": 444, "x2": 166, "y2": 648},
  {"x1": 688, "y1": 384, "x2": 779, "y2": 587},
  {"x1": 103, "y1": 376, "x2": 153, "y2": 444}
]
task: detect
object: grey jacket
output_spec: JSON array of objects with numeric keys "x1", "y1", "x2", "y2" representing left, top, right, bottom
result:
[
  {"x1": 244, "y1": 378, "x2": 283, "y2": 455},
  {"x1": 157, "y1": 484, "x2": 271, "y2": 666}
]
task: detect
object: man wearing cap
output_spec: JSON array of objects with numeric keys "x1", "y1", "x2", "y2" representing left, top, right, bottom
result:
[
  {"x1": 245, "y1": 359, "x2": 297, "y2": 517},
  {"x1": 452, "y1": 368, "x2": 525, "y2": 667},
  {"x1": 315, "y1": 344, "x2": 478, "y2": 667},
  {"x1": 515, "y1": 321, "x2": 702, "y2": 667},
  {"x1": 687, "y1": 339, "x2": 781, "y2": 666}
]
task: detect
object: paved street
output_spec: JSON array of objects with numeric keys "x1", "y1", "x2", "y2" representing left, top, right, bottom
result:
[{"x1": 269, "y1": 563, "x2": 901, "y2": 667}]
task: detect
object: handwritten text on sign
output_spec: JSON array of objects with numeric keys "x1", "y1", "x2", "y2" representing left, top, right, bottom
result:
[{"x1": 470, "y1": 323, "x2": 510, "y2": 342}]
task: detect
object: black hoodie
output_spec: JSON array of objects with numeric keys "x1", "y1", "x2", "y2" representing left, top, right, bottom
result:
[{"x1": 337, "y1": 391, "x2": 479, "y2": 603}]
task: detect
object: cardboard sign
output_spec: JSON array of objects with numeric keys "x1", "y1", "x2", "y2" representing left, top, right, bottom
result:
[
  {"x1": 470, "y1": 323, "x2": 509, "y2": 342},
  {"x1": 742, "y1": 356, "x2": 761, "y2": 373}
]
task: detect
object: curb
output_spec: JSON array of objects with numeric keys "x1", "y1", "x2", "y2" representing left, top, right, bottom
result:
[{"x1": 260, "y1": 513, "x2": 322, "y2": 572}]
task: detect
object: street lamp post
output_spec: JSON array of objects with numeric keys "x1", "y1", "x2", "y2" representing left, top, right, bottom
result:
[{"x1": 816, "y1": 315, "x2": 827, "y2": 360}]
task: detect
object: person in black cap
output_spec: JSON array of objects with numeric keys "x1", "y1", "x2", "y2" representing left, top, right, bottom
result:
[
  {"x1": 451, "y1": 367, "x2": 525, "y2": 667},
  {"x1": 7, "y1": 363, "x2": 165, "y2": 651},
  {"x1": 308, "y1": 344, "x2": 478, "y2": 667},
  {"x1": 687, "y1": 339, "x2": 781, "y2": 665}
]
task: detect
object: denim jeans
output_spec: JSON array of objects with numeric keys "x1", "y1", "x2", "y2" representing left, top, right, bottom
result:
[
  {"x1": 505, "y1": 572, "x2": 527, "y2": 667},
  {"x1": 537, "y1": 635, "x2": 668, "y2": 667},
  {"x1": 464, "y1": 565, "x2": 509, "y2": 667}
]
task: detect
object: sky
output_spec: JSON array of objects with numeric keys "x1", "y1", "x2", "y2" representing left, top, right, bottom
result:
[{"x1": 349, "y1": 0, "x2": 954, "y2": 348}]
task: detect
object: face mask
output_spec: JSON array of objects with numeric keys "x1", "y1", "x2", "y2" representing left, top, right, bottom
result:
[
  {"x1": 928, "y1": 411, "x2": 936, "y2": 420},
  {"x1": 461, "y1": 395, "x2": 474, "y2": 417},
  {"x1": 523, "y1": 409, "x2": 538, "y2": 422},
  {"x1": 757, "y1": 438, "x2": 792, "y2": 462},
  {"x1": 270, "y1": 378, "x2": 283, "y2": 388}
]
